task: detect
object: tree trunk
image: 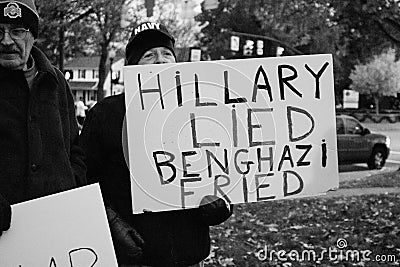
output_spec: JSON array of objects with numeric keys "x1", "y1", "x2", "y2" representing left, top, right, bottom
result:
[
  {"x1": 374, "y1": 95, "x2": 380, "y2": 115},
  {"x1": 58, "y1": 26, "x2": 65, "y2": 73},
  {"x1": 97, "y1": 43, "x2": 109, "y2": 101}
]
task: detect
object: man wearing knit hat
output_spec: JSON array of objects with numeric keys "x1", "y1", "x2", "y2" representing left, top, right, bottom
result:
[
  {"x1": 0, "y1": 0, "x2": 86, "y2": 236},
  {"x1": 0, "y1": 0, "x2": 39, "y2": 70},
  {"x1": 80, "y1": 21, "x2": 232, "y2": 266}
]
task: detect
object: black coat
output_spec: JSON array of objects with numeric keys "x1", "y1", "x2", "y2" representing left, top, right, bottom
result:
[
  {"x1": 80, "y1": 93, "x2": 232, "y2": 266},
  {"x1": 0, "y1": 46, "x2": 86, "y2": 204}
]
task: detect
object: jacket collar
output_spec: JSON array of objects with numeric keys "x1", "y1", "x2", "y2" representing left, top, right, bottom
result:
[{"x1": 30, "y1": 46, "x2": 58, "y2": 79}]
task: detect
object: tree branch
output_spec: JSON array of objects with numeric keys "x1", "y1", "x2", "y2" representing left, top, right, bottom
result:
[
  {"x1": 381, "y1": 16, "x2": 400, "y2": 33},
  {"x1": 60, "y1": 7, "x2": 94, "y2": 27},
  {"x1": 374, "y1": 18, "x2": 400, "y2": 46},
  {"x1": 68, "y1": 8, "x2": 94, "y2": 24}
]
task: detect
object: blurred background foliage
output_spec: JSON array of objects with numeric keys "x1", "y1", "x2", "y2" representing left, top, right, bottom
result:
[{"x1": 34, "y1": 0, "x2": 400, "y2": 101}]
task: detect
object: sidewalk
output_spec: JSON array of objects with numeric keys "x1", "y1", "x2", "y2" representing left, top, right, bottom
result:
[{"x1": 323, "y1": 187, "x2": 400, "y2": 197}]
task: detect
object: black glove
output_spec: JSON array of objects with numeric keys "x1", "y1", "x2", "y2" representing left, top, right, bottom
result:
[
  {"x1": 106, "y1": 207, "x2": 144, "y2": 264},
  {"x1": 0, "y1": 193, "x2": 11, "y2": 236},
  {"x1": 198, "y1": 195, "x2": 233, "y2": 226}
]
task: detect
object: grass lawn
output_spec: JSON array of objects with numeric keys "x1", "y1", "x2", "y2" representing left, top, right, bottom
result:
[
  {"x1": 339, "y1": 170, "x2": 400, "y2": 189},
  {"x1": 206, "y1": 171, "x2": 400, "y2": 266}
]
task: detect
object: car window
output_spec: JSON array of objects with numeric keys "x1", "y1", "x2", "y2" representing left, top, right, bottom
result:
[
  {"x1": 345, "y1": 118, "x2": 363, "y2": 135},
  {"x1": 336, "y1": 118, "x2": 344, "y2": 134}
]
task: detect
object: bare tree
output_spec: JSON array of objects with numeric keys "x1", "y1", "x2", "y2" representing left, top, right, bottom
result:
[
  {"x1": 36, "y1": 0, "x2": 93, "y2": 71},
  {"x1": 87, "y1": 0, "x2": 127, "y2": 101}
]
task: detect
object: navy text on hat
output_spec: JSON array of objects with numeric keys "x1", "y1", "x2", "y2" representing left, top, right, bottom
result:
[{"x1": 133, "y1": 22, "x2": 161, "y2": 36}]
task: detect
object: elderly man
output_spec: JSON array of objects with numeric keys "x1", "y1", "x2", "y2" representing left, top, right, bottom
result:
[
  {"x1": 80, "y1": 21, "x2": 232, "y2": 267},
  {"x1": 0, "y1": 0, "x2": 86, "y2": 235}
]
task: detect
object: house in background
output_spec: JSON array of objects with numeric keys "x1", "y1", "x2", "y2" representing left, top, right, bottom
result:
[
  {"x1": 63, "y1": 48, "x2": 197, "y2": 106},
  {"x1": 64, "y1": 56, "x2": 125, "y2": 105}
]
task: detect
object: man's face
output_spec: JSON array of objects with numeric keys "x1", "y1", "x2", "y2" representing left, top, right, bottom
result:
[
  {"x1": 138, "y1": 47, "x2": 176, "y2": 65},
  {"x1": 0, "y1": 23, "x2": 34, "y2": 70}
]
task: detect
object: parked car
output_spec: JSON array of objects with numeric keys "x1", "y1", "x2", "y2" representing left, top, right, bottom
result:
[{"x1": 336, "y1": 115, "x2": 390, "y2": 169}]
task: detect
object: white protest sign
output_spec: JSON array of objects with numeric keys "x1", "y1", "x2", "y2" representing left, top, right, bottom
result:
[
  {"x1": 123, "y1": 55, "x2": 339, "y2": 213},
  {"x1": 0, "y1": 184, "x2": 118, "y2": 267}
]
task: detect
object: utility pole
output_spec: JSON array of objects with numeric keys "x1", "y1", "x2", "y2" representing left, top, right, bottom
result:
[{"x1": 145, "y1": 0, "x2": 155, "y2": 17}]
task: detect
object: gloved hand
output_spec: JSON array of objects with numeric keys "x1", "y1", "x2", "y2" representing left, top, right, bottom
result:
[
  {"x1": 198, "y1": 195, "x2": 233, "y2": 226},
  {"x1": 0, "y1": 193, "x2": 11, "y2": 236},
  {"x1": 106, "y1": 207, "x2": 144, "y2": 264}
]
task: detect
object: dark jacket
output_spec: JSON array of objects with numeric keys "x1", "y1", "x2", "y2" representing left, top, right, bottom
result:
[
  {"x1": 0, "y1": 46, "x2": 86, "y2": 205},
  {"x1": 80, "y1": 93, "x2": 231, "y2": 266}
]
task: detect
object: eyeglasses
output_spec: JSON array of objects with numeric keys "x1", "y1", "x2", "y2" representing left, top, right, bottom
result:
[{"x1": 0, "y1": 28, "x2": 30, "y2": 40}]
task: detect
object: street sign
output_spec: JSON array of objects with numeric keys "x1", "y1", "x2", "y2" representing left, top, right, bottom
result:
[
  {"x1": 343, "y1": 89, "x2": 359, "y2": 109},
  {"x1": 243, "y1": 40, "x2": 254, "y2": 56},
  {"x1": 276, "y1": 46, "x2": 285, "y2": 56},
  {"x1": 190, "y1": 48, "x2": 202, "y2": 61},
  {"x1": 257, "y1": 40, "x2": 264, "y2": 55},
  {"x1": 230, "y1": 35, "x2": 240, "y2": 52}
]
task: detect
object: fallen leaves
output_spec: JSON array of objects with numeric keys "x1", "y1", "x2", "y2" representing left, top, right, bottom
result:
[{"x1": 206, "y1": 193, "x2": 400, "y2": 266}]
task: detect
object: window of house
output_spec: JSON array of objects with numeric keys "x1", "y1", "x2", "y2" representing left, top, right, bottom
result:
[
  {"x1": 93, "y1": 70, "x2": 99, "y2": 79},
  {"x1": 78, "y1": 69, "x2": 86, "y2": 79}
]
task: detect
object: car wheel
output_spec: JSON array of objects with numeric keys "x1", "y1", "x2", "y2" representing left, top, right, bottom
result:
[{"x1": 367, "y1": 148, "x2": 386, "y2": 170}]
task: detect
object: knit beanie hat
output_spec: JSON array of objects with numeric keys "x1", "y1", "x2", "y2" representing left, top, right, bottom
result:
[
  {"x1": 0, "y1": 0, "x2": 39, "y2": 38},
  {"x1": 125, "y1": 21, "x2": 176, "y2": 65}
]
